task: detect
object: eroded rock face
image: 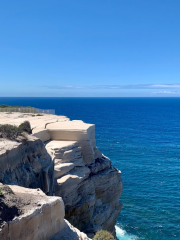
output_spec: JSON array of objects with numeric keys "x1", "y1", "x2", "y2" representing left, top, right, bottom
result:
[
  {"x1": 0, "y1": 184, "x2": 91, "y2": 240},
  {"x1": 45, "y1": 120, "x2": 123, "y2": 238},
  {"x1": 54, "y1": 153, "x2": 122, "y2": 238},
  {"x1": 0, "y1": 113, "x2": 123, "y2": 238},
  {"x1": 0, "y1": 136, "x2": 54, "y2": 195}
]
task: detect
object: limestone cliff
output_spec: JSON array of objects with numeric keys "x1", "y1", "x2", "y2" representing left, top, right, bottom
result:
[
  {"x1": 45, "y1": 120, "x2": 123, "y2": 238},
  {"x1": 0, "y1": 112, "x2": 123, "y2": 239}
]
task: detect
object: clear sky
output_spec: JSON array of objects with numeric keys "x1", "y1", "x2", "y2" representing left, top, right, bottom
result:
[{"x1": 0, "y1": 0, "x2": 180, "y2": 97}]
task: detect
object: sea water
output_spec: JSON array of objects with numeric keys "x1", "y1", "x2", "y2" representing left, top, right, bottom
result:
[{"x1": 1, "y1": 97, "x2": 180, "y2": 240}]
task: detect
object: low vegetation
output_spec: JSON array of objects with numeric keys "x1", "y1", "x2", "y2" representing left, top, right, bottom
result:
[
  {"x1": 32, "y1": 114, "x2": 43, "y2": 117},
  {"x1": 0, "y1": 121, "x2": 32, "y2": 140},
  {"x1": 93, "y1": 230, "x2": 115, "y2": 240},
  {"x1": 0, "y1": 104, "x2": 42, "y2": 114},
  {"x1": 0, "y1": 104, "x2": 32, "y2": 108},
  {"x1": 18, "y1": 121, "x2": 32, "y2": 134}
]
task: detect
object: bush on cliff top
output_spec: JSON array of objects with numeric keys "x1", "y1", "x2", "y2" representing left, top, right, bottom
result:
[
  {"x1": 93, "y1": 230, "x2": 115, "y2": 240},
  {"x1": 18, "y1": 121, "x2": 32, "y2": 134},
  {"x1": 0, "y1": 124, "x2": 20, "y2": 139},
  {"x1": 0, "y1": 121, "x2": 32, "y2": 140}
]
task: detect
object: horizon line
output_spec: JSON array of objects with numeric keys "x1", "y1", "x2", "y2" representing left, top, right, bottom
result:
[{"x1": 1, "y1": 96, "x2": 180, "y2": 98}]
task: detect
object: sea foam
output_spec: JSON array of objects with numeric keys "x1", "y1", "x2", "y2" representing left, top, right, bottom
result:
[{"x1": 115, "y1": 225, "x2": 138, "y2": 240}]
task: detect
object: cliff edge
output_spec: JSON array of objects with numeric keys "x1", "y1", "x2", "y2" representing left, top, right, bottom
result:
[{"x1": 0, "y1": 112, "x2": 123, "y2": 239}]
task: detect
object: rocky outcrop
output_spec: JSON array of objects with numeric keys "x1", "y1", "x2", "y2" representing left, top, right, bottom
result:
[
  {"x1": 53, "y1": 153, "x2": 122, "y2": 238},
  {"x1": 50, "y1": 220, "x2": 90, "y2": 240},
  {"x1": 0, "y1": 136, "x2": 54, "y2": 195},
  {"x1": 0, "y1": 112, "x2": 123, "y2": 238},
  {"x1": 0, "y1": 184, "x2": 90, "y2": 240},
  {"x1": 45, "y1": 120, "x2": 123, "y2": 238}
]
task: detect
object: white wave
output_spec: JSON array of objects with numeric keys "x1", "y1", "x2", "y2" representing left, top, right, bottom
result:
[{"x1": 115, "y1": 225, "x2": 139, "y2": 240}]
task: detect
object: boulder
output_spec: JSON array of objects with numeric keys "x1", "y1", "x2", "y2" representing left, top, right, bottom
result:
[{"x1": 0, "y1": 184, "x2": 91, "y2": 240}]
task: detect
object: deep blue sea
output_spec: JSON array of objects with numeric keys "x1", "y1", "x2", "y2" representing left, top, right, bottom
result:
[{"x1": 0, "y1": 97, "x2": 180, "y2": 240}]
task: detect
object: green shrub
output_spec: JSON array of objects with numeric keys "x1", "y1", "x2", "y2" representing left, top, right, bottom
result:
[
  {"x1": 18, "y1": 121, "x2": 32, "y2": 134},
  {"x1": 0, "y1": 124, "x2": 21, "y2": 139},
  {"x1": 93, "y1": 230, "x2": 115, "y2": 240},
  {"x1": 0, "y1": 121, "x2": 32, "y2": 140},
  {"x1": 0, "y1": 104, "x2": 10, "y2": 108}
]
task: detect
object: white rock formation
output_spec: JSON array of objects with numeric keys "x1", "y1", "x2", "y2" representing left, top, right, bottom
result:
[{"x1": 0, "y1": 112, "x2": 123, "y2": 238}]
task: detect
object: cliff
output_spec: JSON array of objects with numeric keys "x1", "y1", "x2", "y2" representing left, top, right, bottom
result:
[
  {"x1": 0, "y1": 112, "x2": 123, "y2": 239},
  {"x1": 0, "y1": 184, "x2": 90, "y2": 240}
]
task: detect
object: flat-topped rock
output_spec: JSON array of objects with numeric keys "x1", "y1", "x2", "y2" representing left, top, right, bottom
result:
[
  {"x1": 46, "y1": 140, "x2": 80, "y2": 160},
  {"x1": 46, "y1": 121, "x2": 95, "y2": 142},
  {"x1": 57, "y1": 166, "x2": 90, "y2": 186},
  {"x1": 46, "y1": 140, "x2": 85, "y2": 178},
  {"x1": 47, "y1": 120, "x2": 93, "y2": 130},
  {"x1": 45, "y1": 121, "x2": 96, "y2": 166},
  {"x1": 54, "y1": 162, "x2": 75, "y2": 178},
  {"x1": 46, "y1": 140, "x2": 78, "y2": 151}
]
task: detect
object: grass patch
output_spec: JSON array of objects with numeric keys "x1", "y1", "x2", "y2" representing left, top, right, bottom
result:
[{"x1": 0, "y1": 121, "x2": 32, "y2": 140}]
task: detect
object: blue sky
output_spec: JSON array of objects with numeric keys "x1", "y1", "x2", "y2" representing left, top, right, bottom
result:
[{"x1": 0, "y1": 0, "x2": 180, "y2": 97}]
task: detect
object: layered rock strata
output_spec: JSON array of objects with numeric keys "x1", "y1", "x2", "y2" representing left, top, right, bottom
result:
[
  {"x1": 0, "y1": 112, "x2": 123, "y2": 238},
  {"x1": 44, "y1": 120, "x2": 123, "y2": 238},
  {"x1": 0, "y1": 136, "x2": 54, "y2": 195}
]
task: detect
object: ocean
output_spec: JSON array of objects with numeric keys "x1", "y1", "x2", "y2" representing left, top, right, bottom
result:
[{"x1": 0, "y1": 97, "x2": 180, "y2": 240}]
